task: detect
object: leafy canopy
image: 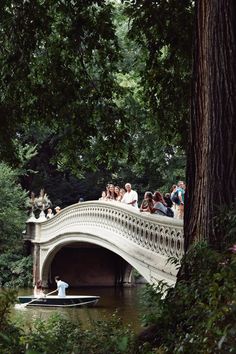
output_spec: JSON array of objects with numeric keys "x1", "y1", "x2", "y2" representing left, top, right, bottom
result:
[
  {"x1": 0, "y1": 162, "x2": 27, "y2": 251},
  {"x1": 0, "y1": 0, "x2": 128, "y2": 170}
]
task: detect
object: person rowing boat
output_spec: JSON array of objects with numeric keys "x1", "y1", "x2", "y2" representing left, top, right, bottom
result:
[
  {"x1": 17, "y1": 276, "x2": 100, "y2": 308},
  {"x1": 54, "y1": 276, "x2": 69, "y2": 297}
]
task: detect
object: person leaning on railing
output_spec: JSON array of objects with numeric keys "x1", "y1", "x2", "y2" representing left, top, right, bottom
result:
[
  {"x1": 140, "y1": 191, "x2": 154, "y2": 212},
  {"x1": 150, "y1": 191, "x2": 174, "y2": 218}
]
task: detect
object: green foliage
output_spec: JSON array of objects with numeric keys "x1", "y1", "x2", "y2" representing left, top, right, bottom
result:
[
  {"x1": 22, "y1": 313, "x2": 80, "y2": 354},
  {"x1": 0, "y1": 252, "x2": 33, "y2": 287},
  {"x1": 13, "y1": 140, "x2": 38, "y2": 177},
  {"x1": 21, "y1": 312, "x2": 139, "y2": 354},
  {"x1": 139, "y1": 243, "x2": 236, "y2": 353},
  {"x1": 72, "y1": 314, "x2": 136, "y2": 354},
  {"x1": 0, "y1": 162, "x2": 27, "y2": 251},
  {"x1": 0, "y1": 162, "x2": 32, "y2": 287},
  {"x1": 0, "y1": 1, "x2": 186, "y2": 192},
  {"x1": 214, "y1": 203, "x2": 236, "y2": 250},
  {"x1": 123, "y1": 0, "x2": 194, "y2": 149},
  {"x1": 0, "y1": 290, "x2": 24, "y2": 354},
  {"x1": 139, "y1": 282, "x2": 171, "y2": 327},
  {"x1": 0, "y1": 0, "x2": 129, "y2": 171},
  {"x1": 0, "y1": 1, "x2": 187, "y2": 203}
]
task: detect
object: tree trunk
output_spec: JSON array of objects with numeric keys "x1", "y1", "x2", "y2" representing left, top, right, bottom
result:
[{"x1": 184, "y1": 0, "x2": 236, "y2": 251}]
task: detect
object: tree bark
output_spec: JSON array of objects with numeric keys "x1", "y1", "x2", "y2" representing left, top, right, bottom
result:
[{"x1": 184, "y1": 0, "x2": 236, "y2": 251}]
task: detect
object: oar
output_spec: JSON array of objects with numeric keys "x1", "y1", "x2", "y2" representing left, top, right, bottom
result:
[{"x1": 17, "y1": 289, "x2": 58, "y2": 309}]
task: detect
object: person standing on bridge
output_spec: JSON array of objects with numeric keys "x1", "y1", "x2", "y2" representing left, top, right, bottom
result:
[
  {"x1": 121, "y1": 183, "x2": 138, "y2": 208},
  {"x1": 55, "y1": 276, "x2": 69, "y2": 297},
  {"x1": 55, "y1": 206, "x2": 61, "y2": 214},
  {"x1": 46, "y1": 208, "x2": 53, "y2": 219}
]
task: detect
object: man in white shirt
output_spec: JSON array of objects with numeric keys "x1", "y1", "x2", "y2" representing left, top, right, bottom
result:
[
  {"x1": 121, "y1": 183, "x2": 138, "y2": 208},
  {"x1": 55, "y1": 276, "x2": 69, "y2": 297}
]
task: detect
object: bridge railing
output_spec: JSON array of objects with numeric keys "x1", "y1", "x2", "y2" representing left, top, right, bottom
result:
[{"x1": 27, "y1": 200, "x2": 184, "y2": 260}]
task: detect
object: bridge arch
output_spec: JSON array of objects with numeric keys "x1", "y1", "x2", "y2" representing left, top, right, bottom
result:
[
  {"x1": 26, "y1": 201, "x2": 184, "y2": 287},
  {"x1": 41, "y1": 238, "x2": 136, "y2": 287}
]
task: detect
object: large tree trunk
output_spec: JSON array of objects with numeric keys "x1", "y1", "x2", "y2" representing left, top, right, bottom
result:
[{"x1": 184, "y1": 0, "x2": 236, "y2": 251}]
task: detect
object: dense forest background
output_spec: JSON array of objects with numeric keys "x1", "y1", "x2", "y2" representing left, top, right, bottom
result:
[{"x1": 0, "y1": 0, "x2": 192, "y2": 208}]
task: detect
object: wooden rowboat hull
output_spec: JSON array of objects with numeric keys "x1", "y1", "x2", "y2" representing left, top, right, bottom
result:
[{"x1": 18, "y1": 295, "x2": 100, "y2": 307}]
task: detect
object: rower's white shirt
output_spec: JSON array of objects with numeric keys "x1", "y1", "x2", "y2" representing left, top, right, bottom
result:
[
  {"x1": 121, "y1": 190, "x2": 138, "y2": 208},
  {"x1": 57, "y1": 280, "x2": 69, "y2": 297}
]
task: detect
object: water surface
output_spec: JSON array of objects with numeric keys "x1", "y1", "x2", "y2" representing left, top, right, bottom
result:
[{"x1": 14, "y1": 286, "x2": 145, "y2": 333}]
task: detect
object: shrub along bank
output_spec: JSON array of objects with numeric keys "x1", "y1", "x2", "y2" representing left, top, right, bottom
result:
[
  {"x1": 0, "y1": 162, "x2": 32, "y2": 288},
  {"x1": 138, "y1": 242, "x2": 236, "y2": 353}
]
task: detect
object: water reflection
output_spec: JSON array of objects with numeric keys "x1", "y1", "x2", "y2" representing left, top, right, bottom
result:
[{"x1": 14, "y1": 286, "x2": 145, "y2": 333}]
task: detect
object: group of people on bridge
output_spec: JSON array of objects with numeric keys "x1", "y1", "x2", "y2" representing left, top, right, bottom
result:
[
  {"x1": 45, "y1": 206, "x2": 61, "y2": 219},
  {"x1": 99, "y1": 183, "x2": 138, "y2": 208},
  {"x1": 99, "y1": 181, "x2": 186, "y2": 219},
  {"x1": 42, "y1": 181, "x2": 185, "y2": 220}
]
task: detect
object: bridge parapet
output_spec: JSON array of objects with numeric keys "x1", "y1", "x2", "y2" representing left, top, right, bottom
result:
[{"x1": 28, "y1": 201, "x2": 184, "y2": 259}]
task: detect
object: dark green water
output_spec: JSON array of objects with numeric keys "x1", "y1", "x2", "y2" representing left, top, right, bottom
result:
[{"x1": 13, "y1": 286, "x2": 145, "y2": 333}]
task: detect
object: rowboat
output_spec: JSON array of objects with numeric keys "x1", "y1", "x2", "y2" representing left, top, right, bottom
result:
[{"x1": 18, "y1": 295, "x2": 100, "y2": 308}]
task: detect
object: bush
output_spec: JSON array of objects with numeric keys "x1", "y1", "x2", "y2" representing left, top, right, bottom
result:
[
  {"x1": 21, "y1": 313, "x2": 138, "y2": 354},
  {"x1": 0, "y1": 290, "x2": 24, "y2": 354},
  {"x1": 0, "y1": 162, "x2": 32, "y2": 287},
  {"x1": 0, "y1": 253, "x2": 33, "y2": 287},
  {"x1": 21, "y1": 313, "x2": 80, "y2": 354},
  {"x1": 0, "y1": 162, "x2": 27, "y2": 251},
  {"x1": 139, "y1": 243, "x2": 236, "y2": 353}
]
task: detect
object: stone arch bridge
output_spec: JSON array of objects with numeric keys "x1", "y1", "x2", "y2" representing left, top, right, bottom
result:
[{"x1": 25, "y1": 201, "x2": 184, "y2": 287}]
